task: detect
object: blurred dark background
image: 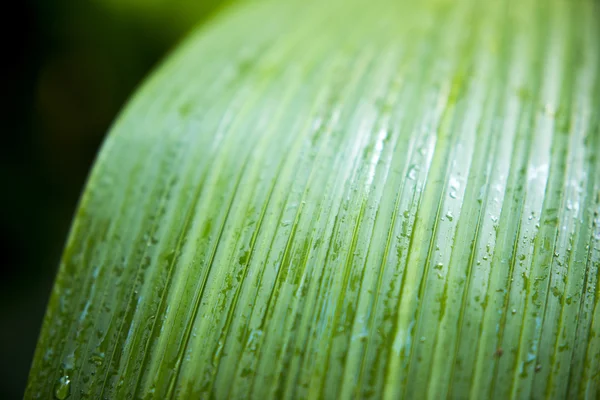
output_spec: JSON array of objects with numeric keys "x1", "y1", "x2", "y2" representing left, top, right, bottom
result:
[{"x1": 0, "y1": 0, "x2": 225, "y2": 397}]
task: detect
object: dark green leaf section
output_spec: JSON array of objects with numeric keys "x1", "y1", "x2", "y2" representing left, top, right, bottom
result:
[{"x1": 26, "y1": 0, "x2": 600, "y2": 398}]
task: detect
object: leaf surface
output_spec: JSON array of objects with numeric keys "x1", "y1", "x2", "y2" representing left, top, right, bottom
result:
[{"x1": 27, "y1": 0, "x2": 600, "y2": 398}]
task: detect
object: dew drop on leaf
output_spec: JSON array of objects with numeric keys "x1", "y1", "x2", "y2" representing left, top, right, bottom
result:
[{"x1": 54, "y1": 375, "x2": 71, "y2": 400}]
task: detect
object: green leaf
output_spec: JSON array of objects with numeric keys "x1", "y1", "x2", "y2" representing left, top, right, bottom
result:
[{"x1": 27, "y1": 0, "x2": 600, "y2": 398}]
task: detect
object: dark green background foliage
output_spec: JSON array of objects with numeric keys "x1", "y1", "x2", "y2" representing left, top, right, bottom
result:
[{"x1": 0, "y1": 1, "x2": 224, "y2": 397}]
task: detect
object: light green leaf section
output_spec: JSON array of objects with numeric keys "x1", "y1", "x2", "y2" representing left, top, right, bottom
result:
[{"x1": 27, "y1": 0, "x2": 599, "y2": 398}]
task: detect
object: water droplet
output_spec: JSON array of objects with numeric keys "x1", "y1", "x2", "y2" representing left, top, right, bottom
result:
[
  {"x1": 62, "y1": 354, "x2": 75, "y2": 371},
  {"x1": 246, "y1": 329, "x2": 263, "y2": 351},
  {"x1": 446, "y1": 211, "x2": 454, "y2": 221},
  {"x1": 448, "y1": 177, "x2": 460, "y2": 199},
  {"x1": 54, "y1": 376, "x2": 71, "y2": 400},
  {"x1": 407, "y1": 164, "x2": 420, "y2": 180},
  {"x1": 420, "y1": 336, "x2": 426, "y2": 342},
  {"x1": 90, "y1": 352, "x2": 105, "y2": 366},
  {"x1": 512, "y1": 309, "x2": 517, "y2": 314}
]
